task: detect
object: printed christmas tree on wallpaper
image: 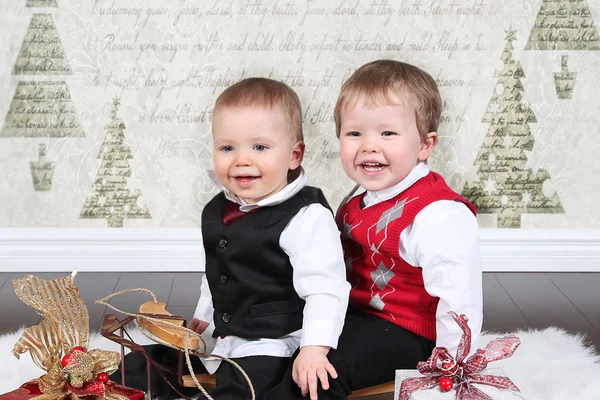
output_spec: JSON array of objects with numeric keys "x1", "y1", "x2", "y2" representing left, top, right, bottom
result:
[
  {"x1": 80, "y1": 98, "x2": 151, "y2": 228},
  {"x1": 0, "y1": 5, "x2": 85, "y2": 191},
  {"x1": 525, "y1": 0, "x2": 600, "y2": 99},
  {"x1": 525, "y1": 0, "x2": 600, "y2": 51},
  {"x1": 462, "y1": 28, "x2": 564, "y2": 228}
]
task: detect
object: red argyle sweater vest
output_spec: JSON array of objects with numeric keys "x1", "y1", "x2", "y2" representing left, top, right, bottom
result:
[{"x1": 336, "y1": 172, "x2": 476, "y2": 341}]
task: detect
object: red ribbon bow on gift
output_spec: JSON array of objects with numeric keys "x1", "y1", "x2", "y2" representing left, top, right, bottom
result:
[{"x1": 400, "y1": 312, "x2": 521, "y2": 400}]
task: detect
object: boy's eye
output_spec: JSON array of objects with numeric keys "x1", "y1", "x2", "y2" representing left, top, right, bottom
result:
[
  {"x1": 253, "y1": 144, "x2": 268, "y2": 151},
  {"x1": 346, "y1": 131, "x2": 361, "y2": 137},
  {"x1": 382, "y1": 131, "x2": 397, "y2": 136},
  {"x1": 220, "y1": 145, "x2": 233, "y2": 152}
]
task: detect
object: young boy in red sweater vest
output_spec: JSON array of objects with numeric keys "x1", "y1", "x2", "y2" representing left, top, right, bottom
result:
[{"x1": 267, "y1": 60, "x2": 482, "y2": 400}]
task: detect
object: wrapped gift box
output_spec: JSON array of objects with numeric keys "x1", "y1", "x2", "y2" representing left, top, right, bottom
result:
[
  {"x1": 394, "y1": 368, "x2": 529, "y2": 400},
  {"x1": 0, "y1": 381, "x2": 145, "y2": 400},
  {"x1": 8, "y1": 273, "x2": 147, "y2": 400}
]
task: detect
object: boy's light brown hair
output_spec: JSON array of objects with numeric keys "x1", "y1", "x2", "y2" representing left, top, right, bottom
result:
[
  {"x1": 334, "y1": 59, "x2": 442, "y2": 142},
  {"x1": 213, "y1": 77, "x2": 304, "y2": 144}
]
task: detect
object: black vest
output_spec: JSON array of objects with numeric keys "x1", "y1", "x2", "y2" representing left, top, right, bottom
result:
[{"x1": 202, "y1": 186, "x2": 331, "y2": 339}]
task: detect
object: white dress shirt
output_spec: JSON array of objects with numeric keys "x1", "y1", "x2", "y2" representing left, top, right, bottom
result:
[
  {"x1": 347, "y1": 163, "x2": 483, "y2": 356},
  {"x1": 193, "y1": 171, "x2": 350, "y2": 373}
]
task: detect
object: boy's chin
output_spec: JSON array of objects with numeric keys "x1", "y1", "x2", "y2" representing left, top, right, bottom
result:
[
  {"x1": 230, "y1": 189, "x2": 268, "y2": 204},
  {"x1": 360, "y1": 183, "x2": 388, "y2": 192},
  {"x1": 351, "y1": 176, "x2": 388, "y2": 192},
  {"x1": 356, "y1": 177, "x2": 403, "y2": 192}
]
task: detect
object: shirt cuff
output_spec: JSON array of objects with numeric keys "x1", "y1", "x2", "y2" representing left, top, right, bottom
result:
[
  {"x1": 300, "y1": 320, "x2": 340, "y2": 349},
  {"x1": 199, "y1": 321, "x2": 216, "y2": 352}
]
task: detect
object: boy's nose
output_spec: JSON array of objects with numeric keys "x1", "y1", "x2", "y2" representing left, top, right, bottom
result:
[
  {"x1": 360, "y1": 140, "x2": 379, "y2": 153},
  {"x1": 234, "y1": 152, "x2": 252, "y2": 166}
]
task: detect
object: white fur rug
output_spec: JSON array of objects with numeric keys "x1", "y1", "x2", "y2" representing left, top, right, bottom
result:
[{"x1": 1, "y1": 327, "x2": 599, "y2": 399}]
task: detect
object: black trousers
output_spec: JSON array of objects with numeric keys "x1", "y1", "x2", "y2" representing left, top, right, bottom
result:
[
  {"x1": 111, "y1": 344, "x2": 289, "y2": 400},
  {"x1": 265, "y1": 308, "x2": 435, "y2": 400}
]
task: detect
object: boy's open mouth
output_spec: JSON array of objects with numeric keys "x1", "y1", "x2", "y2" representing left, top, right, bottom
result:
[
  {"x1": 360, "y1": 162, "x2": 387, "y2": 172},
  {"x1": 233, "y1": 176, "x2": 259, "y2": 187}
]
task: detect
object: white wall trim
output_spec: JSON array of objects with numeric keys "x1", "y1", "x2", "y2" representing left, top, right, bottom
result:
[
  {"x1": 1, "y1": 228, "x2": 600, "y2": 272},
  {"x1": 0, "y1": 229, "x2": 203, "y2": 273},
  {"x1": 478, "y1": 229, "x2": 600, "y2": 272}
]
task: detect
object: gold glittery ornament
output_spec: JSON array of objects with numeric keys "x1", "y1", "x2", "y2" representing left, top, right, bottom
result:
[{"x1": 63, "y1": 351, "x2": 95, "y2": 388}]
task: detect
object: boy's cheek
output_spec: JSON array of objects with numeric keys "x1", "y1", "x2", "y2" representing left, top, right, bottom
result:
[
  {"x1": 338, "y1": 146, "x2": 355, "y2": 164},
  {"x1": 213, "y1": 154, "x2": 229, "y2": 168}
]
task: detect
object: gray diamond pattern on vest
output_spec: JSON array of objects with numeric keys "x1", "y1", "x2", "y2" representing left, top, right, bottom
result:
[
  {"x1": 370, "y1": 243, "x2": 380, "y2": 255},
  {"x1": 371, "y1": 261, "x2": 395, "y2": 290},
  {"x1": 376, "y1": 198, "x2": 407, "y2": 234},
  {"x1": 369, "y1": 293, "x2": 385, "y2": 311}
]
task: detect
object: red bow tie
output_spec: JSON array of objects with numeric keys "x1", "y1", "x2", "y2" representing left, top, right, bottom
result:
[{"x1": 223, "y1": 201, "x2": 256, "y2": 226}]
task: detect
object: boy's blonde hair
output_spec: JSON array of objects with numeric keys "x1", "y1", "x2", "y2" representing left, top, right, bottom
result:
[
  {"x1": 213, "y1": 77, "x2": 304, "y2": 144},
  {"x1": 334, "y1": 59, "x2": 442, "y2": 142}
]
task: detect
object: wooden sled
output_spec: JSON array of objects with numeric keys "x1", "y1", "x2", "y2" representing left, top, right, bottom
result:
[{"x1": 138, "y1": 301, "x2": 393, "y2": 397}]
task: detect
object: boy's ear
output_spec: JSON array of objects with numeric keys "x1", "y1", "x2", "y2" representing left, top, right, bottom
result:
[
  {"x1": 289, "y1": 141, "x2": 305, "y2": 170},
  {"x1": 418, "y1": 132, "x2": 438, "y2": 161}
]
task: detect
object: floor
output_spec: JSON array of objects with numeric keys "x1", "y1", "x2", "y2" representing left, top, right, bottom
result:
[{"x1": 1, "y1": 272, "x2": 599, "y2": 399}]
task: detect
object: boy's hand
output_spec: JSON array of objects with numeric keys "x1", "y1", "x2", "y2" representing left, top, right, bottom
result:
[
  {"x1": 189, "y1": 318, "x2": 209, "y2": 334},
  {"x1": 292, "y1": 345, "x2": 337, "y2": 400}
]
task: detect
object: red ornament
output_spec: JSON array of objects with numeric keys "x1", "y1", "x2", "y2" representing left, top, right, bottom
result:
[
  {"x1": 439, "y1": 377, "x2": 454, "y2": 392},
  {"x1": 72, "y1": 346, "x2": 86, "y2": 353},
  {"x1": 61, "y1": 353, "x2": 73, "y2": 367},
  {"x1": 67, "y1": 381, "x2": 107, "y2": 397},
  {"x1": 97, "y1": 372, "x2": 110, "y2": 384}
]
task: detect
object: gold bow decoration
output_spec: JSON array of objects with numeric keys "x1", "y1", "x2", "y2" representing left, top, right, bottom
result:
[{"x1": 12, "y1": 272, "x2": 127, "y2": 400}]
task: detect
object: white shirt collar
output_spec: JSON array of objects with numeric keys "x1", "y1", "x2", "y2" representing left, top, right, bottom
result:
[
  {"x1": 208, "y1": 169, "x2": 308, "y2": 212},
  {"x1": 349, "y1": 163, "x2": 430, "y2": 208}
]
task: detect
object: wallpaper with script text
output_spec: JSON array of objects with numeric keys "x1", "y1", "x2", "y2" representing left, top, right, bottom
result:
[{"x1": 1, "y1": 0, "x2": 599, "y2": 228}]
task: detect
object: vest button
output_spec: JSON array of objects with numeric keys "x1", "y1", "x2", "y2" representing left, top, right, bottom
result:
[
  {"x1": 219, "y1": 238, "x2": 228, "y2": 248},
  {"x1": 220, "y1": 275, "x2": 228, "y2": 284},
  {"x1": 222, "y1": 313, "x2": 231, "y2": 323}
]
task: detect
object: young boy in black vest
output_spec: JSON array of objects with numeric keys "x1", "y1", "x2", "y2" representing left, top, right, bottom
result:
[
  {"x1": 187, "y1": 77, "x2": 350, "y2": 400},
  {"x1": 113, "y1": 78, "x2": 349, "y2": 400},
  {"x1": 267, "y1": 60, "x2": 482, "y2": 399}
]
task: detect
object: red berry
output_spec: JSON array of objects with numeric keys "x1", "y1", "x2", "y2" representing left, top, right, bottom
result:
[
  {"x1": 72, "y1": 346, "x2": 85, "y2": 353},
  {"x1": 61, "y1": 353, "x2": 73, "y2": 367},
  {"x1": 97, "y1": 372, "x2": 110, "y2": 384},
  {"x1": 439, "y1": 377, "x2": 453, "y2": 392}
]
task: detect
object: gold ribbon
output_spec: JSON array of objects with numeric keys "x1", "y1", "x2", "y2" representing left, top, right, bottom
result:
[{"x1": 12, "y1": 273, "x2": 127, "y2": 400}]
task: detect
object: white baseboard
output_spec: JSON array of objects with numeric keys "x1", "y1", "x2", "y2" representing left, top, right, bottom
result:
[
  {"x1": 1, "y1": 228, "x2": 599, "y2": 272},
  {"x1": 0, "y1": 229, "x2": 203, "y2": 273},
  {"x1": 478, "y1": 229, "x2": 600, "y2": 272}
]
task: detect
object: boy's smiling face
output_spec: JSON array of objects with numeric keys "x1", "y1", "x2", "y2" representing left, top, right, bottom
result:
[
  {"x1": 338, "y1": 92, "x2": 437, "y2": 192},
  {"x1": 212, "y1": 106, "x2": 303, "y2": 204}
]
